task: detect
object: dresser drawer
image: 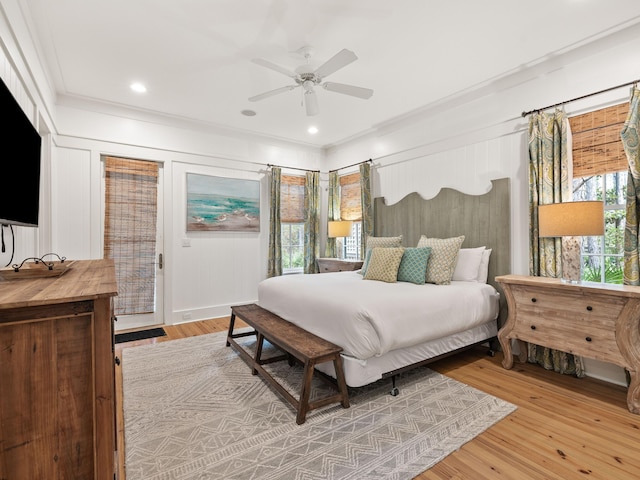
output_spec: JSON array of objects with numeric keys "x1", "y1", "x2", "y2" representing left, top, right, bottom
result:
[
  {"x1": 509, "y1": 284, "x2": 626, "y2": 365},
  {"x1": 510, "y1": 284, "x2": 625, "y2": 326}
]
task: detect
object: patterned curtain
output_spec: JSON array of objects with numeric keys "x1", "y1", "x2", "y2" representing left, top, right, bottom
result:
[
  {"x1": 623, "y1": 87, "x2": 640, "y2": 285},
  {"x1": 267, "y1": 167, "x2": 282, "y2": 278},
  {"x1": 528, "y1": 110, "x2": 585, "y2": 377},
  {"x1": 303, "y1": 171, "x2": 320, "y2": 274},
  {"x1": 325, "y1": 171, "x2": 340, "y2": 258},
  {"x1": 359, "y1": 162, "x2": 374, "y2": 260}
]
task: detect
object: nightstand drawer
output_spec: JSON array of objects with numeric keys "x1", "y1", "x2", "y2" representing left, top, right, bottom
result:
[
  {"x1": 510, "y1": 284, "x2": 625, "y2": 327},
  {"x1": 316, "y1": 258, "x2": 363, "y2": 273},
  {"x1": 510, "y1": 315, "x2": 624, "y2": 365}
]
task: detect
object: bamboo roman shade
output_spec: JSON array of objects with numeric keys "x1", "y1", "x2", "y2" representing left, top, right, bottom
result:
[
  {"x1": 339, "y1": 172, "x2": 362, "y2": 221},
  {"x1": 280, "y1": 174, "x2": 305, "y2": 223},
  {"x1": 104, "y1": 156, "x2": 159, "y2": 315},
  {"x1": 570, "y1": 102, "x2": 629, "y2": 178}
]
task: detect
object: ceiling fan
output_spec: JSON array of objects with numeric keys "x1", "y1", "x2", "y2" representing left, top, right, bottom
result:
[{"x1": 248, "y1": 46, "x2": 373, "y2": 116}]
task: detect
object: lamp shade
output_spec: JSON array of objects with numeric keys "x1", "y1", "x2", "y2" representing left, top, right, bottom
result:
[
  {"x1": 328, "y1": 220, "x2": 352, "y2": 238},
  {"x1": 538, "y1": 201, "x2": 604, "y2": 237}
]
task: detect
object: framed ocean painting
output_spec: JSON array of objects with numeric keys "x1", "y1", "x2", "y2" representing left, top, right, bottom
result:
[{"x1": 186, "y1": 173, "x2": 260, "y2": 232}]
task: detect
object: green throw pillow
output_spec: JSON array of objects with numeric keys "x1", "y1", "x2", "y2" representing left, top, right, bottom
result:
[{"x1": 397, "y1": 247, "x2": 432, "y2": 284}]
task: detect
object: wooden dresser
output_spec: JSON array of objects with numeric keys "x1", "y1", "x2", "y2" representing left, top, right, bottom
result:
[
  {"x1": 496, "y1": 274, "x2": 640, "y2": 414},
  {"x1": 316, "y1": 258, "x2": 363, "y2": 273},
  {"x1": 0, "y1": 259, "x2": 118, "y2": 479}
]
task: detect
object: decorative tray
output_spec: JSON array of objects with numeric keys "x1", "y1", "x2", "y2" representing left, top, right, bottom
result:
[{"x1": 0, "y1": 254, "x2": 74, "y2": 281}]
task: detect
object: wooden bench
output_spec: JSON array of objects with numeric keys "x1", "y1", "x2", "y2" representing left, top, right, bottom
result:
[{"x1": 226, "y1": 303, "x2": 350, "y2": 424}]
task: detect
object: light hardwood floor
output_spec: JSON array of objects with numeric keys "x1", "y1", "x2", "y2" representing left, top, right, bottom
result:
[{"x1": 115, "y1": 318, "x2": 640, "y2": 480}]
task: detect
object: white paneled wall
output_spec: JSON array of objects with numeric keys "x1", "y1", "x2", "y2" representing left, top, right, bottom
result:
[
  {"x1": 51, "y1": 147, "x2": 93, "y2": 259},
  {"x1": 170, "y1": 161, "x2": 268, "y2": 323}
]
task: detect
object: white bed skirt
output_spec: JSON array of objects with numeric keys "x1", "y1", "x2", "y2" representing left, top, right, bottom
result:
[{"x1": 315, "y1": 321, "x2": 498, "y2": 387}]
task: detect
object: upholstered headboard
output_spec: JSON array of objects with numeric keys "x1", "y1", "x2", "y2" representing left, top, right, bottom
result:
[{"x1": 373, "y1": 178, "x2": 511, "y2": 327}]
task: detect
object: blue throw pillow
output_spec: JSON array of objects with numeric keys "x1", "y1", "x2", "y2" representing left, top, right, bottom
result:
[{"x1": 397, "y1": 247, "x2": 432, "y2": 284}]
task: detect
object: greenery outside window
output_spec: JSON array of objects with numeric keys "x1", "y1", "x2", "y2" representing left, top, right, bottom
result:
[
  {"x1": 282, "y1": 223, "x2": 304, "y2": 273},
  {"x1": 570, "y1": 102, "x2": 628, "y2": 284},
  {"x1": 573, "y1": 172, "x2": 625, "y2": 284}
]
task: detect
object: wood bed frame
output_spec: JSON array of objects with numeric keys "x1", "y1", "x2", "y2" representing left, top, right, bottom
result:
[{"x1": 373, "y1": 178, "x2": 511, "y2": 393}]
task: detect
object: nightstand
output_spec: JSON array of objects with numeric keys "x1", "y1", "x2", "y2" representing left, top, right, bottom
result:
[
  {"x1": 316, "y1": 258, "x2": 363, "y2": 273},
  {"x1": 496, "y1": 274, "x2": 640, "y2": 414}
]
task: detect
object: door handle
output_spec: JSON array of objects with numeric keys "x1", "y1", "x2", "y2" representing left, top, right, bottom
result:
[{"x1": 159, "y1": 253, "x2": 163, "y2": 269}]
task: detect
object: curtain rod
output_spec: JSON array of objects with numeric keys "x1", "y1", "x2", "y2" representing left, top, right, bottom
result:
[
  {"x1": 266, "y1": 163, "x2": 319, "y2": 173},
  {"x1": 521, "y1": 78, "x2": 639, "y2": 117},
  {"x1": 328, "y1": 159, "x2": 372, "y2": 174}
]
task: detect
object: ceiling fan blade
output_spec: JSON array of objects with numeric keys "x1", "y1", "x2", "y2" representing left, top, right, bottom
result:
[
  {"x1": 304, "y1": 90, "x2": 319, "y2": 116},
  {"x1": 251, "y1": 58, "x2": 297, "y2": 78},
  {"x1": 314, "y1": 49, "x2": 357, "y2": 79},
  {"x1": 248, "y1": 85, "x2": 298, "y2": 102},
  {"x1": 322, "y1": 82, "x2": 373, "y2": 99}
]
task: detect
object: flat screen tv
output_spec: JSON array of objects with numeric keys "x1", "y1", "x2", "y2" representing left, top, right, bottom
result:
[{"x1": 0, "y1": 77, "x2": 42, "y2": 227}]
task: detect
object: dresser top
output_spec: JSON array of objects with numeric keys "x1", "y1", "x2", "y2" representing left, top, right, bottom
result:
[
  {"x1": 495, "y1": 274, "x2": 640, "y2": 298},
  {"x1": 0, "y1": 259, "x2": 118, "y2": 309}
]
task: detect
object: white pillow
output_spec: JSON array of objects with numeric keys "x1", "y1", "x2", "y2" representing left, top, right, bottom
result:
[
  {"x1": 477, "y1": 248, "x2": 492, "y2": 283},
  {"x1": 452, "y1": 246, "x2": 486, "y2": 282}
]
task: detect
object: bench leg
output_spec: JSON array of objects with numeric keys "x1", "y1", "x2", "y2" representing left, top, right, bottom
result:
[
  {"x1": 297, "y1": 360, "x2": 316, "y2": 425},
  {"x1": 226, "y1": 312, "x2": 236, "y2": 347},
  {"x1": 333, "y1": 355, "x2": 350, "y2": 408},
  {"x1": 253, "y1": 332, "x2": 265, "y2": 376}
]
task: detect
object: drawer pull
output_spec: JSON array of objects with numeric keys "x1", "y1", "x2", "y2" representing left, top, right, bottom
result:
[
  {"x1": 586, "y1": 306, "x2": 593, "y2": 311},
  {"x1": 531, "y1": 325, "x2": 536, "y2": 330},
  {"x1": 585, "y1": 337, "x2": 592, "y2": 342},
  {"x1": 531, "y1": 298, "x2": 537, "y2": 303}
]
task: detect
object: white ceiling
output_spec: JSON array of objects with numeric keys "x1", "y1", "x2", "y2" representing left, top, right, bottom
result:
[{"x1": 21, "y1": 0, "x2": 640, "y2": 148}]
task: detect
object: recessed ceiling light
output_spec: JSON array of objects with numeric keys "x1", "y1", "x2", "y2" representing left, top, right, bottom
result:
[
  {"x1": 241, "y1": 109, "x2": 257, "y2": 116},
  {"x1": 130, "y1": 82, "x2": 147, "y2": 93},
  {"x1": 307, "y1": 126, "x2": 318, "y2": 134}
]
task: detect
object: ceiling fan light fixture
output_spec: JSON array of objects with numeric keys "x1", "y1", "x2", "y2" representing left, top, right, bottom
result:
[
  {"x1": 249, "y1": 47, "x2": 372, "y2": 116},
  {"x1": 304, "y1": 90, "x2": 319, "y2": 116}
]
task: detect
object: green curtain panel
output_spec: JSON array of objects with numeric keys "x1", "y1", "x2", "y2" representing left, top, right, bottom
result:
[
  {"x1": 304, "y1": 171, "x2": 320, "y2": 274},
  {"x1": 528, "y1": 110, "x2": 585, "y2": 377},
  {"x1": 623, "y1": 87, "x2": 640, "y2": 286},
  {"x1": 359, "y1": 162, "x2": 374, "y2": 260},
  {"x1": 325, "y1": 171, "x2": 340, "y2": 258},
  {"x1": 267, "y1": 167, "x2": 282, "y2": 278}
]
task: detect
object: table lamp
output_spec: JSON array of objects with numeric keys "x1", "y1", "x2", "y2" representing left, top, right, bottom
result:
[
  {"x1": 328, "y1": 220, "x2": 352, "y2": 259},
  {"x1": 538, "y1": 201, "x2": 604, "y2": 284}
]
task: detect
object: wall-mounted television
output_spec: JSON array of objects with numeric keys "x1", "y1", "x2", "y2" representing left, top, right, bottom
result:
[{"x1": 0, "y1": 77, "x2": 42, "y2": 227}]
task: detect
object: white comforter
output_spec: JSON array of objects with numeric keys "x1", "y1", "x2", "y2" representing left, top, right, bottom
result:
[{"x1": 257, "y1": 271, "x2": 499, "y2": 360}]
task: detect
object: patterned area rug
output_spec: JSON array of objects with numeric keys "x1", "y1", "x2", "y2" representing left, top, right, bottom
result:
[{"x1": 122, "y1": 331, "x2": 516, "y2": 480}]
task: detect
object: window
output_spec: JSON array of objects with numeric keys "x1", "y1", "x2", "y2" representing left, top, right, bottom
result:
[
  {"x1": 570, "y1": 103, "x2": 629, "y2": 284},
  {"x1": 339, "y1": 172, "x2": 363, "y2": 260},
  {"x1": 281, "y1": 174, "x2": 305, "y2": 273},
  {"x1": 281, "y1": 223, "x2": 304, "y2": 271}
]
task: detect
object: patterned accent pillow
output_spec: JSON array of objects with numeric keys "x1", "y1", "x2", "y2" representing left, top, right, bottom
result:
[
  {"x1": 397, "y1": 247, "x2": 432, "y2": 284},
  {"x1": 360, "y1": 235, "x2": 403, "y2": 274},
  {"x1": 363, "y1": 247, "x2": 405, "y2": 283},
  {"x1": 416, "y1": 235, "x2": 465, "y2": 285}
]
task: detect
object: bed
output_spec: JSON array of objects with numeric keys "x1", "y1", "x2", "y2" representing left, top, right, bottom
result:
[{"x1": 258, "y1": 178, "x2": 511, "y2": 391}]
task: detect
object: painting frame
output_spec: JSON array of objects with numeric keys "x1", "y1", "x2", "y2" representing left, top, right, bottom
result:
[{"x1": 186, "y1": 173, "x2": 260, "y2": 232}]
